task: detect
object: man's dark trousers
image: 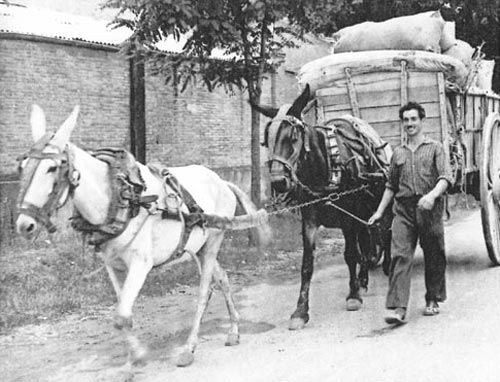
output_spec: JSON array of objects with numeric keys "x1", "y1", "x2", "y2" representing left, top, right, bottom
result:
[{"x1": 386, "y1": 196, "x2": 447, "y2": 309}]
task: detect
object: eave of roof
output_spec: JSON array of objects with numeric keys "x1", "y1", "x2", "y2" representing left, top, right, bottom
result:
[{"x1": 0, "y1": 3, "x2": 232, "y2": 59}]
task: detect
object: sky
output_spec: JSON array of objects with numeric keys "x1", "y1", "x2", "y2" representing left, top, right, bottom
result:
[{"x1": 8, "y1": 0, "x2": 116, "y2": 20}]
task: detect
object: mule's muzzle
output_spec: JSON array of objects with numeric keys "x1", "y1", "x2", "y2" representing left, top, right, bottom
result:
[
  {"x1": 16, "y1": 214, "x2": 39, "y2": 240},
  {"x1": 271, "y1": 175, "x2": 292, "y2": 194}
]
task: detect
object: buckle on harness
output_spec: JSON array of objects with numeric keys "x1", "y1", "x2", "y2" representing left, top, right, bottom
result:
[{"x1": 161, "y1": 193, "x2": 182, "y2": 220}]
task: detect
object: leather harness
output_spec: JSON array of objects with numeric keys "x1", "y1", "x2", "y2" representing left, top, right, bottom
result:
[
  {"x1": 16, "y1": 133, "x2": 80, "y2": 233},
  {"x1": 70, "y1": 148, "x2": 154, "y2": 246},
  {"x1": 147, "y1": 165, "x2": 206, "y2": 261},
  {"x1": 18, "y1": 139, "x2": 222, "y2": 258}
]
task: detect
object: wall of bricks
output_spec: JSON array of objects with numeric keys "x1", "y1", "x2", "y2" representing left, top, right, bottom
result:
[
  {"x1": 0, "y1": 38, "x2": 130, "y2": 178},
  {"x1": 146, "y1": 75, "x2": 252, "y2": 169}
]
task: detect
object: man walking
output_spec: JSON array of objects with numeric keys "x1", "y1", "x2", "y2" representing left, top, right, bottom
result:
[{"x1": 368, "y1": 101, "x2": 453, "y2": 324}]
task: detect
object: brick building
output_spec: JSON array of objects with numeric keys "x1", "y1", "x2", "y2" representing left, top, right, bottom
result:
[{"x1": 0, "y1": 3, "x2": 330, "y2": 237}]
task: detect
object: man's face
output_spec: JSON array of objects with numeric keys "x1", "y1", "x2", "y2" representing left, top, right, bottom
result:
[{"x1": 402, "y1": 109, "x2": 423, "y2": 137}]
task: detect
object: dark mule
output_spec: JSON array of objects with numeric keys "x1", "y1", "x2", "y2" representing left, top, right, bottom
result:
[{"x1": 253, "y1": 85, "x2": 392, "y2": 330}]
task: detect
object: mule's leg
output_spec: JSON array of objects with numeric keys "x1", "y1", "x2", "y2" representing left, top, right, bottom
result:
[
  {"x1": 382, "y1": 228, "x2": 392, "y2": 276},
  {"x1": 176, "y1": 232, "x2": 224, "y2": 367},
  {"x1": 343, "y1": 227, "x2": 363, "y2": 311},
  {"x1": 106, "y1": 264, "x2": 123, "y2": 301},
  {"x1": 114, "y1": 254, "x2": 153, "y2": 366},
  {"x1": 357, "y1": 226, "x2": 372, "y2": 291},
  {"x1": 290, "y1": 208, "x2": 319, "y2": 330},
  {"x1": 213, "y1": 260, "x2": 240, "y2": 346}
]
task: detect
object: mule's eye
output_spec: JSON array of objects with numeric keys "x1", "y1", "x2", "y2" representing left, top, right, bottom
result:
[{"x1": 47, "y1": 166, "x2": 57, "y2": 173}]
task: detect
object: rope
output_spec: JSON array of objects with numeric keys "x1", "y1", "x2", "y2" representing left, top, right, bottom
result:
[{"x1": 325, "y1": 201, "x2": 370, "y2": 226}]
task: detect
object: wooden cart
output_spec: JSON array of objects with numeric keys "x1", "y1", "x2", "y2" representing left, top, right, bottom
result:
[{"x1": 302, "y1": 53, "x2": 500, "y2": 264}]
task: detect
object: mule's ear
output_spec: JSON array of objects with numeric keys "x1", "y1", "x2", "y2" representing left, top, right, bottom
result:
[
  {"x1": 249, "y1": 101, "x2": 279, "y2": 119},
  {"x1": 287, "y1": 84, "x2": 311, "y2": 118},
  {"x1": 31, "y1": 104, "x2": 47, "y2": 142},
  {"x1": 52, "y1": 105, "x2": 79, "y2": 149}
]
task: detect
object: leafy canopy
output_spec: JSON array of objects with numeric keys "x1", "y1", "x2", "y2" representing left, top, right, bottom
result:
[{"x1": 106, "y1": 0, "x2": 319, "y2": 96}]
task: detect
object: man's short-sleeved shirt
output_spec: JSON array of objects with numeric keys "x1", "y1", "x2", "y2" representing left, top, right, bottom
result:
[{"x1": 386, "y1": 138, "x2": 453, "y2": 199}]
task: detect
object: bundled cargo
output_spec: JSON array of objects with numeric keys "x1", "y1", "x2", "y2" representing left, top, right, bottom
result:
[
  {"x1": 439, "y1": 21, "x2": 456, "y2": 52},
  {"x1": 473, "y1": 60, "x2": 496, "y2": 92},
  {"x1": 332, "y1": 11, "x2": 445, "y2": 54},
  {"x1": 442, "y1": 39, "x2": 475, "y2": 69},
  {"x1": 298, "y1": 50, "x2": 469, "y2": 93}
]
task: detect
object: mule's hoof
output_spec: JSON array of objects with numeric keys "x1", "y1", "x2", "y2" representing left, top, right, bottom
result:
[
  {"x1": 289, "y1": 317, "x2": 306, "y2": 331},
  {"x1": 225, "y1": 333, "x2": 240, "y2": 346},
  {"x1": 346, "y1": 298, "x2": 362, "y2": 311},
  {"x1": 176, "y1": 350, "x2": 195, "y2": 367}
]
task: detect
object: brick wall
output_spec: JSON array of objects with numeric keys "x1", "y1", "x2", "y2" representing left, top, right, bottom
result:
[
  {"x1": 146, "y1": 75, "x2": 252, "y2": 168},
  {"x1": 0, "y1": 37, "x2": 130, "y2": 178}
]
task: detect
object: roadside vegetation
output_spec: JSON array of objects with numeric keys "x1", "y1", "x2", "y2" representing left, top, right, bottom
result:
[{"x1": 0, "y1": 203, "x2": 341, "y2": 333}]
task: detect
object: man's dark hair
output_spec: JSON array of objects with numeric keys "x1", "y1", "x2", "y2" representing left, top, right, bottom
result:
[{"x1": 399, "y1": 101, "x2": 426, "y2": 120}]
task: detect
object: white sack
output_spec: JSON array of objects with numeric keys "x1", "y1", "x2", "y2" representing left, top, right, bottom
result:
[
  {"x1": 298, "y1": 50, "x2": 468, "y2": 93},
  {"x1": 442, "y1": 39, "x2": 475, "y2": 68},
  {"x1": 332, "y1": 11, "x2": 445, "y2": 53},
  {"x1": 474, "y1": 59, "x2": 495, "y2": 91},
  {"x1": 439, "y1": 21, "x2": 456, "y2": 52}
]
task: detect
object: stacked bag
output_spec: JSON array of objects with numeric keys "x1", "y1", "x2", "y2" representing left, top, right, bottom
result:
[
  {"x1": 332, "y1": 11, "x2": 448, "y2": 54},
  {"x1": 324, "y1": 10, "x2": 494, "y2": 93},
  {"x1": 298, "y1": 50, "x2": 470, "y2": 93}
]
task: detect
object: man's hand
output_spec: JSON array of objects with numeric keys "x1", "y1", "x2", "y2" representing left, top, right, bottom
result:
[
  {"x1": 418, "y1": 194, "x2": 436, "y2": 210},
  {"x1": 368, "y1": 211, "x2": 383, "y2": 225}
]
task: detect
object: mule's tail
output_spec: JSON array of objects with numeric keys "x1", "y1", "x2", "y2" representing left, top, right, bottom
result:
[{"x1": 225, "y1": 181, "x2": 272, "y2": 248}]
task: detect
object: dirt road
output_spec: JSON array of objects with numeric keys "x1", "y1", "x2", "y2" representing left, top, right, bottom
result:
[{"x1": 2, "y1": 209, "x2": 500, "y2": 382}]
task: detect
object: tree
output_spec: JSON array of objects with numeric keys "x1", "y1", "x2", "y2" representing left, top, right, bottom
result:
[
  {"x1": 105, "y1": 0, "x2": 320, "y2": 206},
  {"x1": 452, "y1": 0, "x2": 500, "y2": 92}
]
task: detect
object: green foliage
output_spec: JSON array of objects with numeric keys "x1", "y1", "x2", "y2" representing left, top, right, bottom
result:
[
  {"x1": 295, "y1": 0, "x2": 445, "y2": 35},
  {"x1": 451, "y1": 0, "x2": 499, "y2": 59},
  {"x1": 106, "y1": 0, "x2": 315, "y2": 97}
]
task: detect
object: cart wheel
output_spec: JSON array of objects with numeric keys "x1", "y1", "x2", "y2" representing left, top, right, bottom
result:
[{"x1": 480, "y1": 113, "x2": 500, "y2": 265}]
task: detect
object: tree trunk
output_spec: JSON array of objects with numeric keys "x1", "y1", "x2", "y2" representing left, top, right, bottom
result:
[
  {"x1": 130, "y1": 56, "x2": 146, "y2": 164},
  {"x1": 250, "y1": 98, "x2": 262, "y2": 207}
]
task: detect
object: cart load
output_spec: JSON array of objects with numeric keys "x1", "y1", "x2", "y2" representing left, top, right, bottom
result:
[
  {"x1": 299, "y1": 50, "x2": 469, "y2": 93},
  {"x1": 330, "y1": 9, "x2": 492, "y2": 94}
]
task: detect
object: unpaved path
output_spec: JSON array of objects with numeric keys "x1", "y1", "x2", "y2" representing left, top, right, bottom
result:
[{"x1": 2, "y1": 209, "x2": 500, "y2": 382}]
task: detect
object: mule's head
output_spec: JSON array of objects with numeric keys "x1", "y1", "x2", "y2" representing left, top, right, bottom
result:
[
  {"x1": 252, "y1": 85, "x2": 312, "y2": 194},
  {"x1": 16, "y1": 105, "x2": 80, "y2": 239}
]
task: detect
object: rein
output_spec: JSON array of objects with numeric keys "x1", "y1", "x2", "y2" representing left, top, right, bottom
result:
[{"x1": 16, "y1": 133, "x2": 80, "y2": 233}]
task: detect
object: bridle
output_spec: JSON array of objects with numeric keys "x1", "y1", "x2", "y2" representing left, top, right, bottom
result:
[
  {"x1": 264, "y1": 115, "x2": 311, "y2": 185},
  {"x1": 16, "y1": 133, "x2": 80, "y2": 233}
]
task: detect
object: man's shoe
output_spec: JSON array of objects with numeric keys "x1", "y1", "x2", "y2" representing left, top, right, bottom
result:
[
  {"x1": 385, "y1": 308, "x2": 407, "y2": 325},
  {"x1": 423, "y1": 301, "x2": 439, "y2": 316}
]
